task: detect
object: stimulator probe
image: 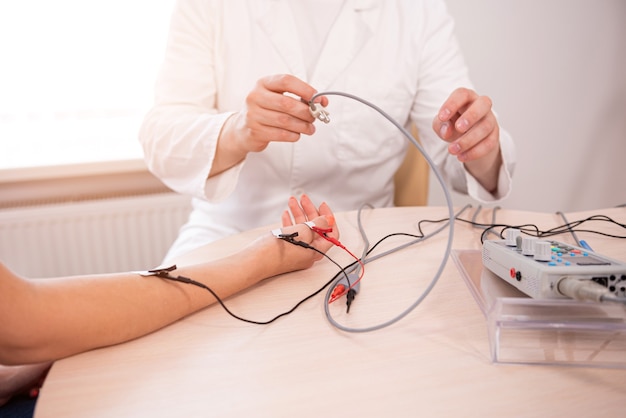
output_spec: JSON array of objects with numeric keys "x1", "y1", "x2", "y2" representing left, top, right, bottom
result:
[{"x1": 482, "y1": 231, "x2": 626, "y2": 303}]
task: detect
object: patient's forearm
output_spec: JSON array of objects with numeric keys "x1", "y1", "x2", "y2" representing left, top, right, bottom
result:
[{"x1": 0, "y1": 235, "x2": 289, "y2": 365}]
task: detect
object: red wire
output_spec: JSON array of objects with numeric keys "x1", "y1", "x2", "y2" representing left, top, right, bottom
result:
[{"x1": 310, "y1": 226, "x2": 365, "y2": 303}]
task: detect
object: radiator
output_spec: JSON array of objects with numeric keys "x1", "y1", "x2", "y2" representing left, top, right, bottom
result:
[{"x1": 0, "y1": 193, "x2": 192, "y2": 278}]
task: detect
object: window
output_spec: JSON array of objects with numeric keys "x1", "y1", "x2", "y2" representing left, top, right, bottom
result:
[{"x1": 0, "y1": 1, "x2": 175, "y2": 172}]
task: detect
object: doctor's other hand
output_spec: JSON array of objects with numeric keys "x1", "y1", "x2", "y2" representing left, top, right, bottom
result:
[
  {"x1": 432, "y1": 87, "x2": 503, "y2": 192},
  {"x1": 433, "y1": 87, "x2": 501, "y2": 163}
]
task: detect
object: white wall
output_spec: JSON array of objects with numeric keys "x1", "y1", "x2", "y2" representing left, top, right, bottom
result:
[{"x1": 429, "y1": 0, "x2": 626, "y2": 213}]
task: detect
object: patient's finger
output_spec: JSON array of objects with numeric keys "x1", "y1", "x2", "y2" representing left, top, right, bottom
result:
[
  {"x1": 281, "y1": 210, "x2": 294, "y2": 227},
  {"x1": 299, "y1": 194, "x2": 320, "y2": 220},
  {"x1": 287, "y1": 196, "x2": 307, "y2": 224}
]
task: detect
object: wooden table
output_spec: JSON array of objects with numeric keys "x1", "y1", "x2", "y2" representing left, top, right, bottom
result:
[{"x1": 35, "y1": 206, "x2": 626, "y2": 417}]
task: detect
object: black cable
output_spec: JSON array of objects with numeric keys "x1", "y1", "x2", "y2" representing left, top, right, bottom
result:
[
  {"x1": 150, "y1": 208, "x2": 625, "y2": 326},
  {"x1": 456, "y1": 212, "x2": 626, "y2": 244},
  {"x1": 151, "y1": 243, "x2": 352, "y2": 325}
]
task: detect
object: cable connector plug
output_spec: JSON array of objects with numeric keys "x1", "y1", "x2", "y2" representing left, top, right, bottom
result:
[
  {"x1": 308, "y1": 102, "x2": 330, "y2": 123},
  {"x1": 329, "y1": 273, "x2": 360, "y2": 313},
  {"x1": 346, "y1": 288, "x2": 357, "y2": 313},
  {"x1": 556, "y1": 277, "x2": 611, "y2": 303},
  {"x1": 329, "y1": 283, "x2": 346, "y2": 303}
]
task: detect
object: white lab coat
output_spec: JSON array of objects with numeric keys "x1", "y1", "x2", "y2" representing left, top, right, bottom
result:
[{"x1": 139, "y1": 0, "x2": 516, "y2": 260}]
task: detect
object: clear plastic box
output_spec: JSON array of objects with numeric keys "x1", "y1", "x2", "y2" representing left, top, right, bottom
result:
[{"x1": 452, "y1": 249, "x2": 626, "y2": 369}]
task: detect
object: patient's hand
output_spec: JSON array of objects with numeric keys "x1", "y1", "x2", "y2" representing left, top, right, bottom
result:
[
  {"x1": 282, "y1": 194, "x2": 338, "y2": 258},
  {"x1": 244, "y1": 194, "x2": 339, "y2": 276}
]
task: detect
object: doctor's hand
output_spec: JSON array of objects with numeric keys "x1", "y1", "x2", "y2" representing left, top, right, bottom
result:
[
  {"x1": 432, "y1": 87, "x2": 503, "y2": 193},
  {"x1": 211, "y1": 74, "x2": 328, "y2": 177}
]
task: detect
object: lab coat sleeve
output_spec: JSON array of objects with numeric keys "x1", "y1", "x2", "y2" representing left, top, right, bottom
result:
[
  {"x1": 138, "y1": 0, "x2": 241, "y2": 201},
  {"x1": 410, "y1": 0, "x2": 516, "y2": 203}
]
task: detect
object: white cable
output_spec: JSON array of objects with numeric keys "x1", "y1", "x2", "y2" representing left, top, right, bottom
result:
[
  {"x1": 557, "y1": 276, "x2": 626, "y2": 306},
  {"x1": 557, "y1": 277, "x2": 609, "y2": 302},
  {"x1": 310, "y1": 91, "x2": 456, "y2": 332},
  {"x1": 600, "y1": 294, "x2": 626, "y2": 306}
]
